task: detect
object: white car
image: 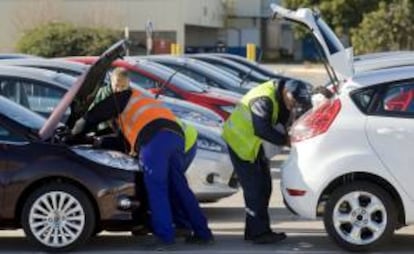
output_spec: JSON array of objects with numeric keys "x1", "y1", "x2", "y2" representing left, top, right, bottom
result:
[
  {"x1": 270, "y1": 4, "x2": 414, "y2": 251},
  {"x1": 283, "y1": 66, "x2": 414, "y2": 251}
]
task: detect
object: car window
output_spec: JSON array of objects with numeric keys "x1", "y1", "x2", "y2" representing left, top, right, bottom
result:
[
  {"x1": 175, "y1": 68, "x2": 207, "y2": 84},
  {"x1": 128, "y1": 71, "x2": 160, "y2": 89},
  {"x1": 0, "y1": 78, "x2": 70, "y2": 118},
  {"x1": 0, "y1": 125, "x2": 26, "y2": 142},
  {"x1": 382, "y1": 84, "x2": 414, "y2": 113},
  {"x1": 351, "y1": 88, "x2": 375, "y2": 113}
]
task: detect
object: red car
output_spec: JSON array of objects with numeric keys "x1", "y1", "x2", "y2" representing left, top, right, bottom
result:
[{"x1": 64, "y1": 57, "x2": 237, "y2": 119}]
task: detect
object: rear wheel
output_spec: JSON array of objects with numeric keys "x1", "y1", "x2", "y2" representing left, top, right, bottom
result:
[
  {"x1": 323, "y1": 181, "x2": 397, "y2": 252},
  {"x1": 21, "y1": 182, "x2": 96, "y2": 252}
]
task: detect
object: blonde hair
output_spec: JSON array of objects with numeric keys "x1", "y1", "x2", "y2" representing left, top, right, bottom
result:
[{"x1": 111, "y1": 67, "x2": 130, "y2": 92}]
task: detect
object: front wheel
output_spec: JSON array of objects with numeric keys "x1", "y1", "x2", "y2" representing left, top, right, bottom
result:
[
  {"x1": 21, "y1": 182, "x2": 96, "y2": 252},
  {"x1": 323, "y1": 181, "x2": 397, "y2": 252}
]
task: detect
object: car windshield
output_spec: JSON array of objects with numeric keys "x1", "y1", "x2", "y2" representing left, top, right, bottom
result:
[
  {"x1": 0, "y1": 96, "x2": 45, "y2": 131},
  {"x1": 201, "y1": 57, "x2": 270, "y2": 81},
  {"x1": 137, "y1": 61, "x2": 205, "y2": 93},
  {"x1": 316, "y1": 17, "x2": 343, "y2": 55},
  {"x1": 190, "y1": 59, "x2": 245, "y2": 86}
]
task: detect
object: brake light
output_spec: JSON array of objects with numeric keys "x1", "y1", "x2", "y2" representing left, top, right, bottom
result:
[{"x1": 291, "y1": 99, "x2": 341, "y2": 143}]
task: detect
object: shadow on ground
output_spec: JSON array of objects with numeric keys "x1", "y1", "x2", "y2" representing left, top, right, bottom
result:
[{"x1": 0, "y1": 234, "x2": 412, "y2": 253}]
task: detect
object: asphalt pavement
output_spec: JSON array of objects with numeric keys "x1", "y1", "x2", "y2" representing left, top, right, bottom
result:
[{"x1": 1, "y1": 177, "x2": 414, "y2": 253}]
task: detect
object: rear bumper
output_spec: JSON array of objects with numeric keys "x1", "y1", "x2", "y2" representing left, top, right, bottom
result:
[{"x1": 281, "y1": 149, "x2": 319, "y2": 219}]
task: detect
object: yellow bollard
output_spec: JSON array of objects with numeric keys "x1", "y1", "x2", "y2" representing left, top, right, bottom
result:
[
  {"x1": 175, "y1": 44, "x2": 182, "y2": 56},
  {"x1": 246, "y1": 43, "x2": 256, "y2": 61},
  {"x1": 171, "y1": 43, "x2": 177, "y2": 55}
]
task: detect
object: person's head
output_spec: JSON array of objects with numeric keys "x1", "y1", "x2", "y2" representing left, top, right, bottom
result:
[
  {"x1": 110, "y1": 67, "x2": 130, "y2": 92},
  {"x1": 281, "y1": 79, "x2": 312, "y2": 115}
]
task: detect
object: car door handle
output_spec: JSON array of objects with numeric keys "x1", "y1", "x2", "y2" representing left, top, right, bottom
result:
[{"x1": 377, "y1": 127, "x2": 406, "y2": 135}]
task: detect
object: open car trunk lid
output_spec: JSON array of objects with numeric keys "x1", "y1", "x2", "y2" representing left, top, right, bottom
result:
[{"x1": 270, "y1": 4, "x2": 354, "y2": 80}]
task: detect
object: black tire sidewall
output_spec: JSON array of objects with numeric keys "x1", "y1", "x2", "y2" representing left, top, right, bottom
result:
[
  {"x1": 323, "y1": 181, "x2": 397, "y2": 252},
  {"x1": 21, "y1": 182, "x2": 96, "y2": 252}
]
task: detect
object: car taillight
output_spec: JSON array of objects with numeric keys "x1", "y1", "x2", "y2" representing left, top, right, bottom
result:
[
  {"x1": 291, "y1": 98, "x2": 341, "y2": 143},
  {"x1": 286, "y1": 188, "x2": 307, "y2": 196}
]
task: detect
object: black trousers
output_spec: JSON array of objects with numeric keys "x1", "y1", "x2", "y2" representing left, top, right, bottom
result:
[{"x1": 228, "y1": 146, "x2": 272, "y2": 239}]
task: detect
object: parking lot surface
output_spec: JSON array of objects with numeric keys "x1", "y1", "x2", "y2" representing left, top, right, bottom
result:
[{"x1": 1, "y1": 176, "x2": 414, "y2": 253}]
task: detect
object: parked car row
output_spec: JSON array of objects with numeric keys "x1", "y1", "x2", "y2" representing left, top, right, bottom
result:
[{"x1": 0, "y1": 33, "x2": 307, "y2": 250}]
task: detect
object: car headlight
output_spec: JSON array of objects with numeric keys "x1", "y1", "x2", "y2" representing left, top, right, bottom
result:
[
  {"x1": 71, "y1": 147, "x2": 140, "y2": 171},
  {"x1": 197, "y1": 135, "x2": 225, "y2": 153},
  {"x1": 220, "y1": 105, "x2": 235, "y2": 114}
]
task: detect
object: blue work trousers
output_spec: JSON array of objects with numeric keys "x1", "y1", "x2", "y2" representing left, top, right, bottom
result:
[{"x1": 139, "y1": 130, "x2": 212, "y2": 243}]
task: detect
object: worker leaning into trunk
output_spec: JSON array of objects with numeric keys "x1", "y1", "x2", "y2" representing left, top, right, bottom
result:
[
  {"x1": 71, "y1": 67, "x2": 213, "y2": 245},
  {"x1": 222, "y1": 79, "x2": 312, "y2": 244}
]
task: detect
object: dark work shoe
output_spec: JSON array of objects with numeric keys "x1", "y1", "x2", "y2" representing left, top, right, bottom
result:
[
  {"x1": 244, "y1": 235, "x2": 253, "y2": 241},
  {"x1": 143, "y1": 237, "x2": 175, "y2": 251},
  {"x1": 252, "y1": 232, "x2": 287, "y2": 244},
  {"x1": 185, "y1": 235, "x2": 215, "y2": 245},
  {"x1": 175, "y1": 228, "x2": 192, "y2": 238}
]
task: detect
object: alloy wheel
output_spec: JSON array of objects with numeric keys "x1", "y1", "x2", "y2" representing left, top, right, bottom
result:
[{"x1": 28, "y1": 191, "x2": 86, "y2": 248}]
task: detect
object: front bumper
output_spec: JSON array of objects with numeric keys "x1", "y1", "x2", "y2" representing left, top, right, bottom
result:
[{"x1": 187, "y1": 149, "x2": 238, "y2": 201}]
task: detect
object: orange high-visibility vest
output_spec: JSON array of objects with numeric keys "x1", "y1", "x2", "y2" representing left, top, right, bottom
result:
[{"x1": 118, "y1": 90, "x2": 177, "y2": 152}]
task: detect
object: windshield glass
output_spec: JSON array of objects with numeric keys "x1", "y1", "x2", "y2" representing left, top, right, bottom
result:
[
  {"x1": 0, "y1": 96, "x2": 45, "y2": 130},
  {"x1": 202, "y1": 57, "x2": 269, "y2": 81},
  {"x1": 316, "y1": 17, "x2": 344, "y2": 55},
  {"x1": 193, "y1": 59, "x2": 243, "y2": 84},
  {"x1": 137, "y1": 61, "x2": 205, "y2": 93}
]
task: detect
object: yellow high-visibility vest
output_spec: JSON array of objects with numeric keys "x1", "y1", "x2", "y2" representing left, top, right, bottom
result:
[{"x1": 222, "y1": 81, "x2": 279, "y2": 162}]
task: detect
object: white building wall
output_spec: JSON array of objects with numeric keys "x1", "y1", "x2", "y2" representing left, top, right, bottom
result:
[
  {"x1": 0, "y1": 0, "x2": 224, "y2": 52},
  {"x1": 226, "y1": 0, "x2": 261, "y2": 17}
]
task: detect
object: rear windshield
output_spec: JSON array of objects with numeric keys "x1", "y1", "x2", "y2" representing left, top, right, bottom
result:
[{"x1": 316, "y1": 17, "x2": 343, "y2": 54}]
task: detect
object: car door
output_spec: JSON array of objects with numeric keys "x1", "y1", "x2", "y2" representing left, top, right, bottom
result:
[
  {"x1": 366, "y1": 82, "x2": 414, "y2": 200},
  {"x1": 0, "y1": 125, "x2": 9, "y2": 211},
  {"x1": 0, "y1": 123, "x2": 30, "y2": 218}
]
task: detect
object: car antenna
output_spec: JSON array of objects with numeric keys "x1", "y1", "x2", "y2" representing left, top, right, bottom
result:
[{"x1": 239, "y1": 49, "x2": 264, "y2": 87}]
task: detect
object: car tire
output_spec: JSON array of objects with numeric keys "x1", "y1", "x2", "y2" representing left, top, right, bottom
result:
[
  {"x1": 323, "y1": 181, "x2": 397, "y2": 252},
  {"x1": 21, "y1": 182, "x2": 96, "y2": 252}
]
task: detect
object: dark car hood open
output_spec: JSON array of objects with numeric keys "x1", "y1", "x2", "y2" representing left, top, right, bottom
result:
[{"x1": 39, "y1": 40, "x2": 127, "y2": 140}]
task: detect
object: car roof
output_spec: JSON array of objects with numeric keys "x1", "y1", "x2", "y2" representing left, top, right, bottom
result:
[
  {"x1": 0, "y1": 65, "x2": 74, "y2": 90},
  {"x1": 351, "y1": 66, "x2": 414, "y2": 88},
  {"x1": 354, "y1": 53, "x2": 414, "y2": 74},
  {"x1": 0, "y1": 53, "x2": 40, "y2": 60},
  {"x1": 0, "y1": 58, "x2": 88, "y2": 74}
]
